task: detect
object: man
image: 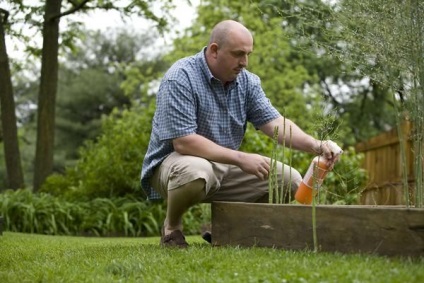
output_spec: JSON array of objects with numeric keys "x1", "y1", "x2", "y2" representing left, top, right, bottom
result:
[{"x1": 141, "y1": 20, "x2": 340, "y2": 248}]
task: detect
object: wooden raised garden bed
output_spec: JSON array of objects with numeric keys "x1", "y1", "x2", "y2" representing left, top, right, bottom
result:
[{"x1": 211, "y1": 202, "x2": 424, "y2": 257}]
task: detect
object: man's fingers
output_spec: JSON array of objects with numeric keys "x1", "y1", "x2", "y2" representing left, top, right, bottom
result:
[{"x1": 257, "y1": 168, "x2": 269, "y2": 181}]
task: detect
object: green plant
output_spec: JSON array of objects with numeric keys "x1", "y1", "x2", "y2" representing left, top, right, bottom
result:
[
  {"x1": 0, "y1": 189, "x2": 210, "y2": 237},
  {"x1": 317, "y1": 146, "x2": 367, "y2": 205},
  {"x1": 41, "y1": 102, "x2": 156, "y2": 200}
]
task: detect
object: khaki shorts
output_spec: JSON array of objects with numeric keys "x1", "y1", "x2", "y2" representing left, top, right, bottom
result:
[{"x1": 151, "y1": 152, "x2": 302, "y2": 203}]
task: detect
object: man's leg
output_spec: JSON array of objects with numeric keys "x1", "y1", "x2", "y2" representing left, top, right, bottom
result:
[
  {"x1": 164, "y1": 178, "x2": 206, "y2": 235},
  {"x1": 151, "y1": 152, "x2": 220, "y2": 246},
  {"x1": 205, "y1": 159, "x2": 302, "y2": 203}
]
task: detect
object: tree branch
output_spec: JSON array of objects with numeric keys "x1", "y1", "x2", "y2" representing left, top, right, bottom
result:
[
  {"x1": 0, "y1": 8, "x2": 10, "y2": 24},
  {"x1": 321, "y1": 77, "x2": 341, "y2": 107},
  {"x1": 50, "y1": 0, "x2": 91, "y2": 21},
  {"x1": 67, "y1": 0, "x2": 79, "y2": 6}
]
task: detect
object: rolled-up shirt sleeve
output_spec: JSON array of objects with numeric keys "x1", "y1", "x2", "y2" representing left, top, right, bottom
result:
[{"x1": 156, "y1": 79, "x2": 197, "y2": 141}]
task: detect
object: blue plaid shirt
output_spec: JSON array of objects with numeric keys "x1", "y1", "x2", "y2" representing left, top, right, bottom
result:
[{"x1": 140, "y1": 47, "x2": 280, "y2": 200}]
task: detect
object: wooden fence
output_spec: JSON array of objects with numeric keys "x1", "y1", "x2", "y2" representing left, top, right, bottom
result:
[{"x1": 355, "y1": 121, "x2": 420, "y2": 205}]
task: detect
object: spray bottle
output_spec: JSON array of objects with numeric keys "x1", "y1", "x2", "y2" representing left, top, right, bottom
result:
[{"x1": 295, "y1": 141, "x2": 343, "y2": 205}]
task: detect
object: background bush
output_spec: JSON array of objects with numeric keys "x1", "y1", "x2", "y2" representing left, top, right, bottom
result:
[
  {"x1": 0, "y1": 188, "x2": 210, "y2": 237},
  {"x1": 41, "y1": 102, "x2": 156, "y2": 200}
]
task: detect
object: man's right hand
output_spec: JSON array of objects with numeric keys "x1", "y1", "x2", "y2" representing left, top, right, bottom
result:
[{"x1": 237, "y1": 152, "x2": 271, "y2": 181}]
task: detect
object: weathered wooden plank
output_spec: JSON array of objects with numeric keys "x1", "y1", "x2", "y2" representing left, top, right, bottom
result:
[
  {"x1": 212, "y1": 202, "x2": 424, "y2": 257},
  {"x1": 355, "y1": 121, "x2": 413, "y2": 152},
  {"x1": 360, "y1": 181, "x2": 416, "y2": 205},
  {"x1": 356, "y1": 122, "x2": 418, "y2": 189},
  {"x1": 356, "y1": 133, "x2": 399, "y2": 152}
]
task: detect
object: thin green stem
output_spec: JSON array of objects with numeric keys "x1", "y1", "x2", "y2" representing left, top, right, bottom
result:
[
  {"x1": 312, "y1": 195, "x2": 318, "y2": 253},
  {"x1": 288, "y1": 126, "x2": 293, "y2": 202},
  {"x1": 280, "y1": 118, "x2": 286, "y2": 204},
  {"x1": 269, "y1": 126, "x2": 279, "y2": 204}
]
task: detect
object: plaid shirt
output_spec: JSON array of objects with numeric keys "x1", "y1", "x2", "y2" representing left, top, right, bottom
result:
[{"x1": 140, "y1": 48, "x2": 280, "y2": 200}]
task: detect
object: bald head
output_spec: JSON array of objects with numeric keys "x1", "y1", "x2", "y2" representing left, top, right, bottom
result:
[{"x1": 209, "y1": 20, "x2": 253, "y2": 48}]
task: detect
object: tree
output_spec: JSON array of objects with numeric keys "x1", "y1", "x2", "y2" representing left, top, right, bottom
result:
[
  {"x1": 252, "y1": 0, "x2": 397, "y2": 143},
  {"x1": 55, "y1": 28, "x2": 166, "y2": 167},
  {"x1": 32, "y1": 0, "x2": 62, "y2": 191},
  {"x1": 332, "y1": 0, "x2": 424, "y2": 206},
  {"x1": 0, "y1": 8, "x2": 24, "y2": 189},
  {"x1": 1, "y1": 0, "x2": 177, "y2": 191}
]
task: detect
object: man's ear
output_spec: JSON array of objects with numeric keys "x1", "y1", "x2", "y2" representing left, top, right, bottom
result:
[{"x1": 209, "y1": 43, "x2": 219, "y2": 58}]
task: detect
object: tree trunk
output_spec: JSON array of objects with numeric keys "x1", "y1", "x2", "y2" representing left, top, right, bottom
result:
[
  {"x1": 33, "y1": 0, "x2": 62, "y2": 191},
  {"x1": 0, "y1": 10, "x2": 25, "y2": 190}
]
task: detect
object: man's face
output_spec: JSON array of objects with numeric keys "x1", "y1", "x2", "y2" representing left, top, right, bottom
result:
[{"x1": 214, "y1": 32, "x2": 253, "y2": 83}]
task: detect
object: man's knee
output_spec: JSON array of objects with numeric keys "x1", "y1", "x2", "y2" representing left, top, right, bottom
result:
[
  {"x1": 168, "y1": 156, "x2": 214, "y2": 190},
  {"x1": 176, "y1": 178, "x2": 206, "y2": 192},
  {"x1": 152, "y1": 155, "x2": 209, "y2": 198},
  {"x1": 169, "y1": 178, "x2": 207, "y2": 204}
]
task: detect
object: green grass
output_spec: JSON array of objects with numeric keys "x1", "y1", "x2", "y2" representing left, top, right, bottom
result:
[{"x1": 0, "y1": 232, "x2": 423, "y2": 283}]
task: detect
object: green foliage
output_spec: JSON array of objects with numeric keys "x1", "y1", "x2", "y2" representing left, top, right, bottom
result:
[
  {"x1": 273, "y1": 1, "x2": 399, "y2": 142},
  {"x1": 55, "y1": 28, "x2": 167, "y2": 170},
  {"x1": 0, "y1": 124, "x2": 37, "y2": 189},
  {"x1": 2, "y1": 0, "x2": 176, "y2": 188},
  {"x1": 56, "y1": 68, "x2": 127, "y2": 162},
  {"x1": 0, "y1": 188, "x2": 210, "y2": 237},
  {"x1": 317, "y1": 147, "x2": 368, "y2": 205},
  {"x1": 332, "y1": 0, "x2": 424, "y2": 207},
  {"x1": 239, "y1": 124, "x2": 275, "y2": 155},
  {"x1": 42, "y1": 102, "x2": 156, "y2": 199},
  {"x1": 1, "y1": 189, "x2": 82, "y2": 235},
  {"x1": 4, "y1": 1, "x2": 174, "y2": 60}
]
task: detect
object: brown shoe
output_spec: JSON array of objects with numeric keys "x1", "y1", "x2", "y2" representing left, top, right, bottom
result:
[
  {"x1": 202, "y1": 231, "x2": 212, "y2": 244},
  {"x1": 160, "y1": 227, "x2": 189, "y2": 248}
]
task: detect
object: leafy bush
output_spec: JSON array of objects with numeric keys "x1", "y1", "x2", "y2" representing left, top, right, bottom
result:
[
  {"x1": 41, "y1": 102, "x2": 156, "y2": 199},
  {"x1": 317, "y1": 146, "x2": 368, "y2": 204},
  {"x1": 1, "y1": 189, "x2": 82, "y2": 235},
  {"x1": 0, "y1": 189, "x2": 210, "y2": 237}
]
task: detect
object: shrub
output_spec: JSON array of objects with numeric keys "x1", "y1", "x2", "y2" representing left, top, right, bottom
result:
[
  {"x1": 41, "y1": 102, "x2": 156, "y2": 199},
  {"x1": 0, "y1": 189, "x2": 210, "y2": 237},
  {"x1": 317, "y1": 146, "x2": 368, "y2": 205}
]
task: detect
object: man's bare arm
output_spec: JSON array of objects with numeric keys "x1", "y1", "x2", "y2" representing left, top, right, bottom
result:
[{"x1": 259, "y1": 116, "x2": 321, "y2": 154}]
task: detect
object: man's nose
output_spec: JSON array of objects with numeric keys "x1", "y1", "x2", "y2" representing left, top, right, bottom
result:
[{"x1": 240, "y1": 55, "x2": 248, "y2": 67}]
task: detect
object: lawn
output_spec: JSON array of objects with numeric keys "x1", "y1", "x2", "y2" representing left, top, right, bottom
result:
[{"x1": 0, "y1": 232, "x2": 423, "y2": 283}]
